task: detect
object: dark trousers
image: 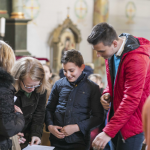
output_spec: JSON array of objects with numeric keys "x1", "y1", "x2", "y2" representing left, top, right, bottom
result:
[
  {"x1": 111, "y1": 132, "x2": 144, "y2": 150},
  {"x1": 104, "y1": 143, "x2": 111, "y2": 150},
  {"x1": 51, "y1": 139, "x2": 90, "y2": 150}
]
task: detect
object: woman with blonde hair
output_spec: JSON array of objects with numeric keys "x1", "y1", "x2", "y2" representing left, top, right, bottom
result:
[
  {"x1": 0, "y1": 40, "x2": 25, "y2": 150},
  {"x1": 11, "y1": 57, "x2": 50, "y2": 149}
]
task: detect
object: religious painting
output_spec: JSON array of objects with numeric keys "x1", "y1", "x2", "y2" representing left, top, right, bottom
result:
[{"x1": 57, "y1": 29, "x2": 76, "y2": 70}]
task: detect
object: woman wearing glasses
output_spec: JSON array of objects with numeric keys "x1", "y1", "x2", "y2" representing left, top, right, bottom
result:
[{"x1": 11, "y1": 57, "x2": 50, "y2": 149}]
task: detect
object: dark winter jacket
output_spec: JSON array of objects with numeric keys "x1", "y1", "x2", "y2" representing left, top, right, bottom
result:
[
  {"x1": 46, "y1": 73, "x2": 104, "y2": 144},
  {"x1": 15, "y1": 90, "x2": 47, "y2": 143},
  {"x1": 0, "y1": 68, "x2": 25, "y2": 150},
  {"x1": 103, "y1": 33, "x2": 150, "y2": 140}
]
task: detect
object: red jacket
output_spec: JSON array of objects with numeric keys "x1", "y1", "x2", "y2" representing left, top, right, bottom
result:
[{"x1": 103, "y1": 33, "x2": 150, "y2": 140}]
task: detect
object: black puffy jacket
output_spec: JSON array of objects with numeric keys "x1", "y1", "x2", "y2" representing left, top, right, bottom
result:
[
  {"x1": 15, "y1": 89, "x2": 47, "y2": 144},
  {"x1": 46, "y1": 74, "x2": 104, "y2": 144},
  {"x1": 0, "y1": 68, "x2": 25, "y2": 150}
]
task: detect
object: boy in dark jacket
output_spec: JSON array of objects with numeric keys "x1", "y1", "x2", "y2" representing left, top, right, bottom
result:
[{"x1": 45, "y1": 49, "x2": 104, "y2": 150}]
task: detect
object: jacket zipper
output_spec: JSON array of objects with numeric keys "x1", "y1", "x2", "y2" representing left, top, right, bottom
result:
[
  {"x1": 120, "y1": 131, "x2": 125, "y2": 143},
  {"x1": 110, "y1": 57, "x2": 126, "y2": 144}
]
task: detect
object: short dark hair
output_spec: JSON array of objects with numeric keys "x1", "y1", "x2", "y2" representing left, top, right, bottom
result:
[
  {"x1": 87, "y1": 22, "x2": 118, "y2": 46},
  {"x1": 61, "y1": 49, "x2": 84, "y2": 67}
]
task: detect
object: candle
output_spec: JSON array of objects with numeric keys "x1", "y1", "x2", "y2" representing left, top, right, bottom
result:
[{"x1": 0, "y1": 17, "x2": 6, "y2": 37}]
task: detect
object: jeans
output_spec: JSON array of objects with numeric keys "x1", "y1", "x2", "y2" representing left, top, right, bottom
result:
[
  {"x1": 111, "y1": 132, "x2": 144, "y2": 150},
  {"x1": 104, "y1": 143, "x2": 111, "y2": 150}
]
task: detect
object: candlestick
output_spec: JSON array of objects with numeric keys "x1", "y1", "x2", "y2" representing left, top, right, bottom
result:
[
  {"x1": 0, "y1": 17, "x2": 6, "y2": 37},
  {"x1": 11, "y1": 0, "x2": 24, "y2": 19}
]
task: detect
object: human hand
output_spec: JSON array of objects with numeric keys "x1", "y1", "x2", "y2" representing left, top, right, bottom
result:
[
  {"x1": 143, "y1": 139, "x2": 146, "y2": 144},
  {"x1": 17, "y1": 132, "x2": 26, "y2": 144},
  {"x1": 14, "y1": 105, "x2": 23, "y2": 114},
  {"x1": 48, "y1": 125, "x2": 65, "y2": 139},
  {"x1": 61, "y1": 124, "x2": 80, "y2": 136},
  {"x1": 30, "y1": 136, "x2": 41, "y2": 145},
  {"x1": 100, "y1": 93, "x2": 110, "y2": 110},
  {"x1": 92, "y1": 132, "x2": 111, "y2": 150}
]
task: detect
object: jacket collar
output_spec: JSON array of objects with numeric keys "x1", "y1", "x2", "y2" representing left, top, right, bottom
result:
[
  {"x1": 107, "y1": 33, "x2": 140, "y2": 87},
  {"x1": 15, "y1": 90, "x2": 39, "y2": 107},
  {"x1": 69, "y1": 72, "x2": 85, "y2": 86},
  {"x1": 64, "y1": 72, "x2": 87, "y2": 87},
  {"x1": 119, "y1": 33, "x2": 140, "y2": 57}
]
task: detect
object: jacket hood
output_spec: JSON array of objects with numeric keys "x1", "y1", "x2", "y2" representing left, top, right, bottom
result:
[
  {"x1": 136, "y1": 36, "x2": 150, "y2": 56},
  {"x1": 120, "y1": 33, "x2": 150, "y2": 56},
  {"x1": 0, "y1": 67, "x2": 14, "y2": 88},
  {"x1": 84, "y1": 65, "x2": 94, "y2": 77}
]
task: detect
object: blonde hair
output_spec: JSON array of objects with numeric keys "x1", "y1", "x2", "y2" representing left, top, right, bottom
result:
[
  {"x1": 142, "y1": 96, "x2": 150, "y2": 149},
  {"x1": 43, "y1": 64, "x2": 52, "y2": 74},
  {"x1": 11, "y1": 57, "x2": 50, "y2": 94},
  {"x1": 0, "y1": 40, "x2": 15, "y2": 72},
  {"x1": 88, "y1": 74, "x2": 102, "y2": 84}
]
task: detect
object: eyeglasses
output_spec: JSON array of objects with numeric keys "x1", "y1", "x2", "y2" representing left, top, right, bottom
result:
[{"x1": 21, "y1": 80, "x2": 42, "y2": 89}]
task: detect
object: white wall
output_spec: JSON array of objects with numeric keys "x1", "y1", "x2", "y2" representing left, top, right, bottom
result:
[
  {"x1": 108, "y1": 0, "x2": 150, "y2": 39},
  {"x1": 24, "y1": 0, "x2": 94, "y2": 64}
]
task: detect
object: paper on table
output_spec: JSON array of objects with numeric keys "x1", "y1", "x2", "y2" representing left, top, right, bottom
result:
[{"x1": 23, "y1": 145, "x2": 55, "y2": 150}]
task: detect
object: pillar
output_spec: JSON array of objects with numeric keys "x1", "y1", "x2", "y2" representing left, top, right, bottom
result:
[
  {"x1": 92, "y1": 0, "x2": 109, "y2": 79},
  {"x1": 11, "y1": 0, "x2": 24, "y2": 19}
]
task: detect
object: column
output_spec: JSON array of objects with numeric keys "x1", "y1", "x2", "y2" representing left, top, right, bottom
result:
[
  {"x1": 93, "y1": 0, "x2": 109, "y2": 26},
  {"x1": 0, "y1": 0, "x2": 9, "y2": 18},
  {"x1": 4, "y1": 18, "x2": 31, "y2": 56},
  {"x1": 92, "y1": 0, "x2": 109, "y2": 78},
  {"x1": 11, "y1": 0, "x2": 24, "y2": 19}
]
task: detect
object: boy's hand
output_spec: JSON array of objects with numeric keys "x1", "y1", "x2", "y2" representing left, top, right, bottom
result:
[
  {"x1": 100, "y1": 93, "x2": 110, "y2": 110},
  {"x1": 61, "y1": 124, "x2": 80, "y2": 136},
  {"x1": 48, "y1": 125, "x2": 65, "y2": 139}
]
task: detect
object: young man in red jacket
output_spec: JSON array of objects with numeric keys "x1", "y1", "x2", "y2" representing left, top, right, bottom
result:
[{"x1": 87, "y1": 22, "x2": 150, "y2": 150}]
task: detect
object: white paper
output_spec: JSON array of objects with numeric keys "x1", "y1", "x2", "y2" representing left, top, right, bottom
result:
[{"x1": 23, "y1": 145, "x2": 55, "y2": 150}]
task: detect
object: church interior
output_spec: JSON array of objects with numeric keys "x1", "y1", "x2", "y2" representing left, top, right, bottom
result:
[
  {"x1": 0, "y1": 0, "x2": 150, "y2": 150},
  {"x1": 1, "y1": 0, "x2": 150, "y2": 85}
]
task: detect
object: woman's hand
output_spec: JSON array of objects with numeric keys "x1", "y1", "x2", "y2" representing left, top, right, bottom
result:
[
  {"x1": 61, "y1": 124, "x2": 80, "y2": 136},
  {"x1": 30, "y1": 136, "x2": 41, "y2": 145},
  {"x1": 14, "y1": 105, "x2": 23, "y2": 114},
  {"x1": 48, "y1": 125, "x2": 65, "y2": 139},
  {"x1": 17, "y1": 133, "x2": 26, "y2": 144}
]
